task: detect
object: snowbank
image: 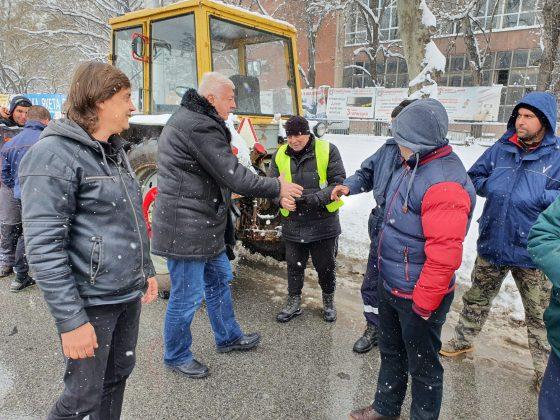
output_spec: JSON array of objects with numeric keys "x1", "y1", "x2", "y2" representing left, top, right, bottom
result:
[{"x1": 326, "y1": 133, "x2": 525, "y2": 319}]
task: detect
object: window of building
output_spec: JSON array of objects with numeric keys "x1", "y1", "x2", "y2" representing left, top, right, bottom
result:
[
  {"x1": 345, "y1": 3, "x2": 369, "y2": 46},
  {"x1": 512, "y1": 49, "x2": 529, "y2": 68},
  {"x1": 528, "y1": 48, "x2": 542, "y2": 66},
  {"x1": 449, "y1": 55, "x2": 466, "y2": 71},
  {"x1": 377, "y1": 0, "x2": 399, "y2": 41},
  {"x1": 497, "y1": 69, "x2": 510, "y2": 85},
  {"x1": 496, "y1": 51, "x2": 512, "y2": 69},
  {"x1": 386, "y1": 57, "x2": 398, "y2": 74}
]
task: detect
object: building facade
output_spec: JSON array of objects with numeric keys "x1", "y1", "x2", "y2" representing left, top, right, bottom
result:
[{"x1": 341, "y1": 0, "x2": 543, "y2": 123}]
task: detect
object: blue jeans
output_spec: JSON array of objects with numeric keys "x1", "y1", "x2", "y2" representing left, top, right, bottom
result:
[
  {"x1": 539, "y1": 351, "x2": 560, "y2": 420},
  {"x1": 164, "y1": 252, "x2": 243, "y2": 366}
]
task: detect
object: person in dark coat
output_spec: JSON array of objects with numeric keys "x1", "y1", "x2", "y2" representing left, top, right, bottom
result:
[
  {"x1": 268, "y1": 116, "x2": 346, "y2": 323},
  {"x1": 331, "y1": 99, "x2": 414, "y2": 353},
  {"x1": 19, "y1": 61, "x2": 158, "y2": 420},
  {"x1": 528, "y1": 195, "x2": 560, "y2": 419},
  {"x1": 1, "y1": 105, "x2": 51, "y2": 291},
  {"x1": 441, "y1": 92, "x2": 560, "y2": 390},
  {"x1": 0, "y1": 95, "x2": 31, "y2": 276},
  {"x1": 151, "y1": 72, "x2": 303, "y2": 379},
  {"x1": 350, "y1": 99, "x2": 475, "y2": 420}
]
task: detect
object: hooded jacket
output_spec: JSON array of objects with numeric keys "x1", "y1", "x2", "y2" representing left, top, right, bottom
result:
[
  {"x1": 468, "y1": 92, "x2": 560, "y2": 268},
  {"x1": 1, "y1": 120, "x2": 46, "y2": 199},
  {"x1": 379, "y1": 99, "x2": 476, "y2": 316},
  {"x1": 151, "y1": 89, "x2": 281, "y2": 259},
  {"x1": 19, "y1": 119, "x2": 155, "y2": 334}
]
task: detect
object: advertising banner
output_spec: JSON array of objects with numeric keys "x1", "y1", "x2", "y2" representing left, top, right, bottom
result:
[
  {"x1": 373, "y1": 88, "x2": 409, "y2": 121},
  {"x1": 438, "y1": 86, "x2": 502, "y2": 122}
]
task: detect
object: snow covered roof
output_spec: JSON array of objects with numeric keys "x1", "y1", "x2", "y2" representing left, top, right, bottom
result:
[
  {"x1": 110, "y1": 0, "x2": 296, "y2": 33},
  {"x1": 129, "y1": 114, "x2": 171, "y2": 126}
]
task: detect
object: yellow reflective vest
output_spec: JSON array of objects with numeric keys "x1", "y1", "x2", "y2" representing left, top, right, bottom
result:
[{"x1": 274, "y1": 139, "x2": 344, "y2": 217}]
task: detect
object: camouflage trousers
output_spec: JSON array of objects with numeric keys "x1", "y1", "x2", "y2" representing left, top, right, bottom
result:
[{"x1": 455, "y1": 255, "x2": 551, "y2": 377}]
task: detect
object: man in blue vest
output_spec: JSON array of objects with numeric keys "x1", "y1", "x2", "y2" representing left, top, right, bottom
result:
[
  {"x1": 269, "y1": 116, "x2": 346, "y2": 323},
  {"x1": 441, "y1": 91, "x2": 560, "y2": 390},
  {"x1": 331, "y1": 100, "x2": 414, "y2": 353}
]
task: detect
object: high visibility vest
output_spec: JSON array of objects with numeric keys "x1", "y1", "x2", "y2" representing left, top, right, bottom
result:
[{"x1": 275, "y1": 139, "x2": 344, "y2": 217}]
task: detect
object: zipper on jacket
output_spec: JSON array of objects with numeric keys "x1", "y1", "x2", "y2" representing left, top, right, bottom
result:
[
  {"x1": 376, "y1": 170, "x2": 407, "y2": 272},
  {"x1": 404, "y1": 246, "x2": 410, "y2": 282},
  {"x1": 84, "y1": 175, "x2": 117, "y2": 182},
  {"x1": 114, "y1": 155, "x2": 146, "y2": 281},
  {"x1": 89, "y1": 236, "x2": 103, "y2": 285}
]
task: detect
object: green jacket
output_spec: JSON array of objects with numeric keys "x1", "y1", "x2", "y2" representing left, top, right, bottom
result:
[{"x1": 528, "y1": 196, "x2": 560, "y2": 359}]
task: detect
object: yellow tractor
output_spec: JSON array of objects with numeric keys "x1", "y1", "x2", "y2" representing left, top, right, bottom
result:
[{"x1": 109, "y1": 0, "x2": 324, "y2": 285}]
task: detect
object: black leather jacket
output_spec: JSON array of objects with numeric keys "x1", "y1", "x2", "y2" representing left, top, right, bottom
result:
[{"x1": 19, "y1": 119, "x2": 155, "y2": 334}]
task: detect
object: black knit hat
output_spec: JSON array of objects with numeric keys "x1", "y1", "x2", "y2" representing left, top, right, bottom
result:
[
  {"x1": 285, "y1": 115, "x2": 310, "y2": 137},
  {"x1": 9, "y1": 95, "x2": 32, "y2": 115}
]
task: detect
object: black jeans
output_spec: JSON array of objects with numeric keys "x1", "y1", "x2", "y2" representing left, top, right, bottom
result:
[
  {"x1": 0, "y1": 222, "x2": 26, "y2": 274},
  {"x1": 373, "y1": 282, "x2": 454, "y2": 420},
  {"x1": 47, "y1": 299, "x2": 142, "y2": 420},
  {"x1": 285, "y1": 237, "x2": 338, "y2": 296}
]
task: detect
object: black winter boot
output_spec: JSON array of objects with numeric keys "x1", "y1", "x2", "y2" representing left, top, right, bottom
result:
[
  {"x1": 10, "y1": 273, "x2": 35, "y2": 292},
  {"x1": 353, "y1": 323, "x2": 378, "y2": 353},
  {"x1": 322, "y1": 292, "x2": 336, "y2": 322},
  {"x1": 276, "y1": 295, "x2": 302, "y2": 323}
]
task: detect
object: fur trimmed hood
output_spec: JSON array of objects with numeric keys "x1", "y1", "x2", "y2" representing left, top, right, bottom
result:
[{"x1": 180, "y1": 88, "x2": 231, "y2": 143}]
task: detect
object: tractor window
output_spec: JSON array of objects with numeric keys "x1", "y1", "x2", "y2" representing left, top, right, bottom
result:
[
  {"x1": 113, "y1": 26, "x2": 144, "y2": 112},
  {"x1": 151, "y1": 13, "x2": 197, "y2": 114},
  {"x1": 210, "y1": 17, "x2": 297, "y2": 116}
]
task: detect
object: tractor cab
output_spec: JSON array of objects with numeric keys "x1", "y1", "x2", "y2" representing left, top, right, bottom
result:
[{"x1": 110, "y1": 0, "x2": 303, "y2": 152}]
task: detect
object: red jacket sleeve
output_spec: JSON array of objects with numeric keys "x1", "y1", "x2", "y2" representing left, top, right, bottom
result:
[{"x1": 412, "y1": 182, "x2": 472, "y2": 316}]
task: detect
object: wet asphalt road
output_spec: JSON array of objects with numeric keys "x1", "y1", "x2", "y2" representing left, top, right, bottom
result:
[{"x1": 0, "y1": 255, "x2": 538, "y2": 420}]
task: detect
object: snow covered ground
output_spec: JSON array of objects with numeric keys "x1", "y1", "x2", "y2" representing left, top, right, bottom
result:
[{"x1": 326, "y1": 133, "x2": 525, "y2": 320}]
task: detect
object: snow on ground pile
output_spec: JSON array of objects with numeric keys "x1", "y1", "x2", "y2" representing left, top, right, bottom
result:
[{"x1": 326, "y1": 134, "x2": 525, "y2": 319}]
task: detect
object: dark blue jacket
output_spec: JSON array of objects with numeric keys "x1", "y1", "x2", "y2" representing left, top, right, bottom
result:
[
  {"x1": 379, "y1": 99, "x2": 476, "y2": 315},
  {"x1": 343, "y1": 139, "x2": 402, "y2": 242},
  {"x1": 1, "y1": 120, "x2": 46, "y2": 199},
  {"x1": 468, "y1": 92, "x2": 560, "y2": 268}
]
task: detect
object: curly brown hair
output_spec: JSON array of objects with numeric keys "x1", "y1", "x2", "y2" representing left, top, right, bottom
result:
[{"x1": 65, "y1": 61, "x2": 131, "y2": 133}]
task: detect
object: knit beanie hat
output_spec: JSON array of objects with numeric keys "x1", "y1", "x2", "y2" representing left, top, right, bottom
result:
[
  {"x1": 285, "y1": 116, "x2": 310, "y2": 137},
  {"x1": 9, "y1": 95, "x2": 32, "y2": 114}
]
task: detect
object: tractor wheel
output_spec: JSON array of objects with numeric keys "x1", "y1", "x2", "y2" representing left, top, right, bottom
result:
[{"x1": 128, "y1": 140, "x2": 170, "y2": 298}]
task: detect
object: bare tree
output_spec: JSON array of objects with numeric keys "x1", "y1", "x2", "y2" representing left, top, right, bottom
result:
[
  {"x1": 344, "y1": 0, "x2": 386, "y2": 85},
  {"x1": 538, "y1": 0, "x2": 560, "y2": 93},
  {"x1": 0, "y1": 1, "x2": 55, "y2": 93},
  {"x1": 21, "y1": 0, "x2": 144, "y2": 62},
  {"x1": 432, "y1": 0, "x2": 499, "y2": 86},
  {"x1": 397, "y1": 0, "x2": 445, "y2": 96}
]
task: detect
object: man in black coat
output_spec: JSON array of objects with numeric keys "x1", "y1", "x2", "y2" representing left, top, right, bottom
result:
[
  {"x1": 268, "y1": 116, "x2": 346, "y2": 323},
  {"x1": 151, "y1": 72, "x2": 303, "y2": 379}
]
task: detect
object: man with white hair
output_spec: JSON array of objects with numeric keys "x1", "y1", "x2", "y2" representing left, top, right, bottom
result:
[{"x1": 151, "y1": 72, "x2": 303, "y2": 379}]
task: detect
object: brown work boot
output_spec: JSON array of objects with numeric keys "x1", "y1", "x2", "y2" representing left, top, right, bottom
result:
[
  {"x1": 439, "y1": 337, "x2": 474, "y2": 357},
  {"x1": 349, "y1": 405, "x2": 399, "y2": 420}
]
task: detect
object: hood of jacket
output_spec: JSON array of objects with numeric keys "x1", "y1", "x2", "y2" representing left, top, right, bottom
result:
[
  {"x1": 391, "y1": 98, "x2": 449, "y2": 157},
  {"x1": 507, "y1": 91, "x2": 557, "y2": 136},
  {"x1": 40, "y1": 118, "x2": 128, "y2": 174}
]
